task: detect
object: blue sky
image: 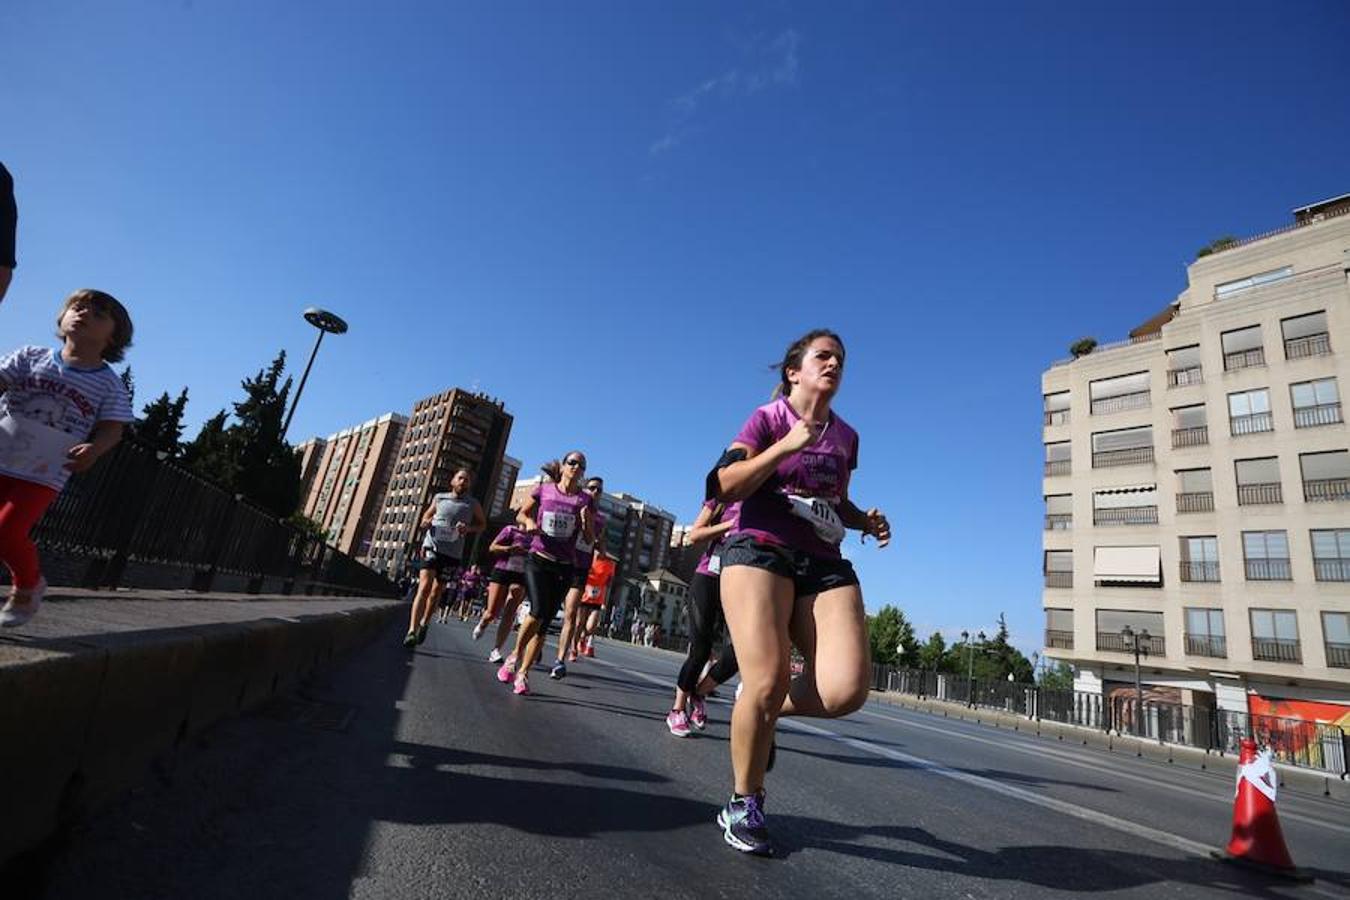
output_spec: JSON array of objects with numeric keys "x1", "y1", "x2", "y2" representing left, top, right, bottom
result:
[{"x1": 3, "y1": 1, "x2": 1348, "y2": 657}]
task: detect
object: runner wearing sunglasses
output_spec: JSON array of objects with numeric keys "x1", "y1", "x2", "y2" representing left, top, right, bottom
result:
[{"x1": 496, "y1": 451, "x2": 596, "y2": 695}]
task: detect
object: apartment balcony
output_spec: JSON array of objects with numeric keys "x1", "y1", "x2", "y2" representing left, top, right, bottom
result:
[
  {"x1": 1044, "y1": 459, "x2": 1072, "y2": 477},
  {"x1": 1092, "y1": 446, "x2": 1154, "y2": 468},
  {"x1": 1313, "y1": 558, "x2": 1350, "y2": 582},
  {"x1": 1230, "y1": 412, "x2": 1274, "y2": 436},
  {"x1": 1176, "y1": 492, "x2": 1214, "y2": 514},
  {"x1": 1245, "y1": 558, "x2": 1292, "y2": 581},
  {"x1": 1096, "y1": 631, "x2": 1165, "y2": 656},
  {"x1": 1167, "y1": 367, "x2": 1204, "y2": 388},
  {"x1": 1044, "y1": 409, "x2": 1071, "y2": 427},
  {"x1": 1044, "y1": 514, "x2": 1072, "y2": 531},
  {"x1": 1293, "y1": 403, "x2": 1343, "y2": 428},
  {"x1": 1179, "y1": 561, "x2": 1220, "y2": 583},
  {"x1": 1044, "y1": 571, "x2": 1073, "y2": 588},
  {"x1": 1172, "y1": 426, "x2": 1209, "y2": 448},
  {"x1": 1044, "y1": 629, "x2": 1074, "y2": 649},
  {"x1": 1224, "y1": 348, "x2": 1266, "y2": 372},
  {"x1": 1251, "y1": 637, "x2": 1301, "y2": 664},
  {"x1": 1236, "y1": 482, "x2": 1282, "y2": 506},
  {"x1": 1285, "y1": 332, "x2": 1332, "y2": 360},
  {"x1": 1304, "y1": 478, "x2": 1350, "y2": 503},
  {"x1": 1091, "y1": 392, "x2": 1151, "y2": 416},
  {"x1": 1092, "y1": 506, "x2": 1158, "y2": 527},
  {"x1": 1326, "y1": 642, "x2": 1350, "y2": 669},
  {"x1": 1185, "y1": 634, "x2": 1228, "y2": 658}
]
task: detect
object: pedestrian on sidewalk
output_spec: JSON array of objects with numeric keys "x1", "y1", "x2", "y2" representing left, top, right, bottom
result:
[{"x1": 0, "y1": 289, "x2": 135, "y2": 626}]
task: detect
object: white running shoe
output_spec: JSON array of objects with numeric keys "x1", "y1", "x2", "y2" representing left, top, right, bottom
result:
[
  {"x1": 472, "y1": 621, "x2": 487, "y2": 640},
  {"x1": 488, "y1": 648, "x2": 504, "y2": 664},
  {"x1": 0, "y1": 578, "x2": 46, "y2": 628}
]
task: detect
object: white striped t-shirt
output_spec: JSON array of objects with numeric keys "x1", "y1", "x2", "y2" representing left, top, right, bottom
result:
[{"x1": 0, "y1": 346, "x2": 134, "y2": 489}]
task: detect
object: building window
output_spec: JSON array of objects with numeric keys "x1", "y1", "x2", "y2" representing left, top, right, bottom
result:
[
  {"x1": 1176, "y1": 468, "x2": 1214, "y2": 514},
  {"x1": 1044, "y1": 441, "x2": 1071, "y2": 476},
  {"x1": 1323, "y1": 612, "x2": 1350, "y2": 669},
  {"x1": 1301, "y1": 451, "x2": 1350, "y2": 503},
  {"x1": 1044, "y1": 494, "x2": 1072, "y2": 530},
  {"x1": 1250, "y1": 609, "x2": 1301, "y2": 663},
  {"x1": 1092, "y1": 546, "x2": 1161, "y2": 587},
  {"x1": 1092, "y1": 485, "x2": 1158, "y2": 526},
  {"x1": 1215, "y1": 265, "x2": 1292, "y2": 300},
  {"x1": 1235, "y1": 457, "x2": 1282, "y2": 506},
  {"x1": 1243, "y1": 530, "x2": 1291, "y2": 581},
  {"x1": 1311, "y1": 529, "x2": 1350, "y2": 582},
  {"x1": 1228, "y1": 389, "x2": 1272, "y2": 436},
  {"x1": 1222, "y1": 325, "x2": 1265, "y2": 372},
  {"x1": 1091, "y1": 426, "x2": 1153, "y2": 468},
  {"x1": 1290, "y1": 377, "x2": 1341, "y2": 428},
  {"x1": 1043, "y1": 551, "x2": 1072, "y2": 589},
  {"x1": 1044, "y1": 608, "x2": 1073, "y2": 648},
  {"x1": 1095, "y1": 609, "x2": 1165, "y2": 654},
  {"x1": 1179, "y1": 536, "x2": 1219, "y2": 582},
  {"x1": 1185, "y1": 608, "x2": 1227, "y2": 658},
  {"x1": 1282, "y1": 310, "x2": 1332, "y2": 360},
  {"x1": 1171, "y1": 404, "x2": 1208, "y2": 448},
  {"x1": 1166, "y1": 345, "x2": 1203, "y2": 387},
  {"x1": 1044, "y1": 391, "x2": 1070, "y2": 427},
  {"x1": 1089, "y1": 372, "x2": 1150, "y2": 416}
]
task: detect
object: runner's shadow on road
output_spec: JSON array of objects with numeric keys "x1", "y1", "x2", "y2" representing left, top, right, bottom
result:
[
  {"x1": 773, "y1": 819, "x2": 1349, "y2": 895},
  {"x1": 387, "y1": 739, "x2": 668, "y2": 784}
]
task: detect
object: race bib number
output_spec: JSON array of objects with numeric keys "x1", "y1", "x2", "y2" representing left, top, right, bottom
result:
[
  {"x1": 707, "y1": 554, "x2": 722, "y2": 575},
  {"x1": 0, "y1": 415, "x2": 79, "y2": 481},
  {"x1": 575, "y1": 537, "x2": 595, "y2": 555},
  {"x1": 584, "y1": 585, "x2": 602, "y2": 602},
  {"x1": 428, "y1": 524, "x2": 460, "y2": 552},
  {"x1": 540, "y1": 510, "x2": 577, "y2": 538},
  {"x1": 786, "y1": 495, "x2": 845, "y2": 545}
]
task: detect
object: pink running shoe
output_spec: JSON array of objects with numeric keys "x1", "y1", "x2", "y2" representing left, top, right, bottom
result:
[
  {"x1": 689, "y1": 695, "x2": 707, "y2": 731},
  {"x1": 497, "y1": 663, "x2": 514, "y2": 684},
  {"x1": 666, "y1": 708, "x2": 691, "y2": 738},
  {"x1": 513, "y1": 674, "x2": 530, "y2": 696},
  {"x1": 568, "y1": 648, "x2": 579, "y2": 663}
]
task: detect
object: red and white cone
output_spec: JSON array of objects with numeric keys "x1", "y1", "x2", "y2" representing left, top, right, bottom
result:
[{"x1": 1210, "y1": 738, "x2": 1311, "y2": 881}]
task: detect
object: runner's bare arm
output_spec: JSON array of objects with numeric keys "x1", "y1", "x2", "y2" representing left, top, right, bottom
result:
[
  {"x1": 419, "y1": 499, "x2": 439, "y2": 529},
  {"x1": 466, "y1": 501, "x2": 487, "y2": 535},
  {"x1": 715, "y1": 418, "x2": 819, "y2": 502},
  {"x1": 517, "y1": 495, "x2": 540, "y2": 533},
  {"x1": 838, "y1": 496, "x2": 891, "y2": 548}
]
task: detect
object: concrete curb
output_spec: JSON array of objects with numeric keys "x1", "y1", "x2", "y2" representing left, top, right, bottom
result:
[
  {"x1": 0, "y1": 601, "x2": 401, "y2": 864},
  {"x1": 867, "y1": 690, "x2": 1350, "y2": 805}
]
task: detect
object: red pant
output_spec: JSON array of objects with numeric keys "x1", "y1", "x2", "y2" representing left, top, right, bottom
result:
[{"x1": 0, "y1": 474, "x2": 58, "y2": 589}]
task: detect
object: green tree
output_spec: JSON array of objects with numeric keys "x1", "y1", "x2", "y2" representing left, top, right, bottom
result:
[
  {"x1": 1038, "y1": 660, "x2": 1074, "y2": 691},
  {"x1": 182, "y1": 409, "x2": 238, "y2": 489},
  {"x1": 137, "y1": 388, "x2": 190, "y2": 458},
  {"x1": 917, "y1": 631, "x2": 948, "y2": 671},
  {"x1": 867, "y1": 604, "x2": 917, "y2": 667},
  {"x1": 986, "y1": 613, "x2": 1035, "y2": 683},
  {"x1": 1195, "y1": 235, "x2": 1238, "y2": 259},
  {"x1": 120, "y1": 366, "x2": 136, "y2": 405},
  {"x1": 229, "y1": 351, "x2": 300, "y2": 517}
]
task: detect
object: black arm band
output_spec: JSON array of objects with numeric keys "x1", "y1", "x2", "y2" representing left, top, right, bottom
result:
[{"x1": 705, "y1": 447, "x2": 747, "y2": 501}]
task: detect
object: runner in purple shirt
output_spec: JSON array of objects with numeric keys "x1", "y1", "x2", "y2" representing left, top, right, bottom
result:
[
  {"x1": 473, "y1": 521, "x2": 530, "y2": 662},
  {"x1": 708, "y1": 329, "x2": 891, "y2": 857},
  {"x1": 558, "y1": 475, "x2": 606, "y2": 665},
  {"x1": 497, "y1": 451, "x2": 596, "y2": 696},
  {"x1": 664, "y1": 498, "x2": 741, "y2": 738}
]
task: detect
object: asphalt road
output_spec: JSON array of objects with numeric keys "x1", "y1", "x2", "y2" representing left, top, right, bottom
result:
[{"x1": 32, "y1": 618, "x2": 1350, "y2": 899}]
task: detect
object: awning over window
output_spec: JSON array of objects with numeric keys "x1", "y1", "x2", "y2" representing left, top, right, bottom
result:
[{"x1": 1094, "y1": 546, "x2": 1161, "y2": 583}]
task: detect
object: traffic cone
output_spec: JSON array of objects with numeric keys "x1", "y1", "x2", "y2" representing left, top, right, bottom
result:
[{"x1": 1210, "y1": 738, "x2": 1311, "y2": 882}]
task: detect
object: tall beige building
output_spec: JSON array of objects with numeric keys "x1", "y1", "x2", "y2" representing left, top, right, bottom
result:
[
  {"x1": 1041, "y1": 193, "x2": 1350, "y2": 722},
  {"x1": 365, "y1": 389, "x2": 513, "y2": 576},
  {"x1": 300, "y1": 413, "x2": 407, "y2": 559}
]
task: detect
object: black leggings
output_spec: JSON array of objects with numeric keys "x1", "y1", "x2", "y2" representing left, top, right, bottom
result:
[
  {"x1": 524, "y1": 554, "x2": 574, "y2": 628},
  {"x1": 677, "y1": 572, "x2": 740, "y2": 694}
]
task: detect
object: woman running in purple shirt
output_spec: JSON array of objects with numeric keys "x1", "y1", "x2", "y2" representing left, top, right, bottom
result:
[{"x1": 709, "y1": 329, "x2": 890, "y2": 857}]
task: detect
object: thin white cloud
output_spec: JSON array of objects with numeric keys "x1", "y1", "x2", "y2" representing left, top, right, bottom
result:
[{"x1": 650, "y1": 29, "x2": 800, "y2": 156}]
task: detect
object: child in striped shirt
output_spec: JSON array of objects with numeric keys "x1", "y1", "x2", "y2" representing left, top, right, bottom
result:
[{"x1": 0, "y1": 289, "x2": 135, "y2": 626}]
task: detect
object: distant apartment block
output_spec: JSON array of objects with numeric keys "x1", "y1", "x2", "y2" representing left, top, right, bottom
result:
[
  {"x1": 365, "y1": 389, "x2": 513, "y2": 576},
  {"x1": 298, "y1": 413, "x2": 406, "y2": 559},
  {"x1": 490, "y1": 454, "x2": 522, "y2": 517},
  {"x1": 1041, "y1": 192, "x2": 1350, "y2": 722}
]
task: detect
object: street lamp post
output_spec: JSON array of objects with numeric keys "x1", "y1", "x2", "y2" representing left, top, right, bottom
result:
[
  {"x1": 1120, "y1": 625, "x2": 1151, "y2": 737},
  {"x1": 280, "y1": 307, "x2": 349, "y2": 442},
  {"x1": 960, "y1": 629, "x2": 986, "y2": 708}
]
